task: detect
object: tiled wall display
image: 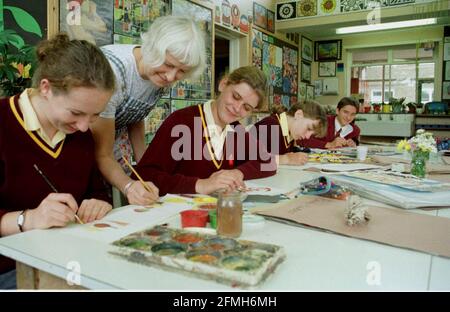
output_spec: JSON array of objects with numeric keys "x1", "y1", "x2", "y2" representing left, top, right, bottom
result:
[
  {"x1": 276, "y1": 0, "x2": 431, "y2": 21},
  {"x1": 252, "y1": 29, "x2": 298, "y2": 111}
]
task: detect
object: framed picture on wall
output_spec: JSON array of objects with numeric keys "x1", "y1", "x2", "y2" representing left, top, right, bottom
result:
[
  {"x1": 315, "y1": 39, "x2": 342, "y2": 61},
  {"x1": 445, "y1": 61, "x2": 450, "y2": 81},
  {"x1": 267, "y1": 9, "x2": 275, "y2": 33},
  {"x1": 60, "y1": 0, "x2": 115, "y2": 46},
  {"x1": 443, "y1": 81, "x2": 450, "y2": 99},
  {"x1": 301, "y1": 61, "x2": 311, "y2": 83},
  {"x1": 444, "y1": 42, "x2": 450, "y2": 61},
  {"x1": 306, "y1": 85, "x2": 315, "y2": 100},
  {"x1": 318, "y1": 61, "x2": 336, "y2": 77},
  {"x1": 298, "y1": 82, "x2": 307, "y2": 100},
  {"x1": 301, "y1": 36, "x2": 313, "y2": 62},
  {"x1": 253, "y1": 2, "x2": 267, "y2": 30}
]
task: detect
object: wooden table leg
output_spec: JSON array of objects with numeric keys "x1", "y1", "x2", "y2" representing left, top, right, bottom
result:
[{"x1": 16, "y1": 262, "x2": 85, "y2": 289}]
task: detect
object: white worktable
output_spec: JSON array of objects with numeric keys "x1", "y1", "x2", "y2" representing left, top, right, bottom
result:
[{"x1": 1, "y1": 168, "x2": 449, "y2": 290}]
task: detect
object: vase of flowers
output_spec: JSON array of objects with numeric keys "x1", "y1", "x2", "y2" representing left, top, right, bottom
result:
[{"x1": 397, "y1": 129, "x2": 437, "y2": 178}]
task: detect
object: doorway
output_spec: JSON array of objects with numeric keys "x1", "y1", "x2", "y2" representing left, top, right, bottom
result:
[{"x1": 214, "y1": 37, "x2": 230, "y2": 93}]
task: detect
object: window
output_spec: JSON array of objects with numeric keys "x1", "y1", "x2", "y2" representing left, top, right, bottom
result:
[
  {"x1": 351, "y1": 44, "x2": 436, "y2": 105},
  {"x1": 371, "y1": 90, "x2": 394, "y2": 103}
]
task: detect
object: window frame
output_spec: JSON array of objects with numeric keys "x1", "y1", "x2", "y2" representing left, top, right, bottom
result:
[{"x1": 349, "y1": 44, "x2": 437, "y2": 104}]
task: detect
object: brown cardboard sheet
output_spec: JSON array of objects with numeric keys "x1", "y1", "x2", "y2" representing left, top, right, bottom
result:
[{"x1": 253, "y1": 196, "x2": 450, "y2": 258}]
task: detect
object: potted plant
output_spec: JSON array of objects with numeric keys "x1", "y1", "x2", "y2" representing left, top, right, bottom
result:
[
  {"x1": 372, "y1": 102, "x2": 381, "y2": 113},
  {"x1": 406, "y1": 102, "x2": 416, "y2": 114},
  {"x1": 0, "y1": 30, "x2": 36, "y2": 97},
  {"x1": 389, "y1": 97, "x2": 406, "y2": 113}
]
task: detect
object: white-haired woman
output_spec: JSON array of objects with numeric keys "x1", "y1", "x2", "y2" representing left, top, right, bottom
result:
[{"x1": 90, "y1": 15, "x2": 206, "y2": 206}]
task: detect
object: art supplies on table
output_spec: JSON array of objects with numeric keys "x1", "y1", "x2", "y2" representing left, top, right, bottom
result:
[
  {"x1": 306, "y1": 163, "x2": 383, "y2": 172},
  {"x1": 331, "y1": 174, "x2": 450, "y2": 209},
  {"x1": 110, "y1": 225, "x2": 285, "y2": 287},
  {"x1": 308, "y1": 153, "x2": 357, "y2": 164},
  {"x1": 342, "y1": 170, "x2": 450, "y2": 192},
  {"x1": 253, "y1": 196, "x2": 450, "y2": 259},
  {"x1": 298, "y1": 176, "x2": 351, "y2": 200}
]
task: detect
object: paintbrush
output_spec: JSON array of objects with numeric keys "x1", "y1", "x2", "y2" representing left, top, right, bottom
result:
[
  {"x1": 33, "y1": 164, "x2": 84, "y2": 225},
  {"x1": 122, "y1": 156, "x2": 159, "y2": 200}
]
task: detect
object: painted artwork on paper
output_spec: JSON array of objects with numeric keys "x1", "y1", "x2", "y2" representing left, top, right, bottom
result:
[
  {"x1": 318, "y1": 0, "x2": 340, "y2": 15},
  {"x1": 111, "y1": 225, "x2": 285, "y2": 287},
  {"x1": 60, "y1": 0, "x2": 113, "y2": 46},
  {"x1": 113, "y1": 0, "x2": 170, "y2": 38},
  {"x1": 297, "y1": 0, "x2": 317, "y2": 17},
  {"x1": 171, "y1": 0, "x2": 213, "y2": 100},
  {"x1": 276, "y1": 2, "x2": 296, "y2": 20},
  {"x1": 341, "y1": 0, "x2": 366, "y2": 12},
  {"x1": 113, "y1": 33, "x2": 141, "y2": 44}
]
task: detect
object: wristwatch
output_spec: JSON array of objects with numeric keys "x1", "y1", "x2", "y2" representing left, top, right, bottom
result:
[{"x1": 17, "y1": 210, "x2": 27, "y2": 232}]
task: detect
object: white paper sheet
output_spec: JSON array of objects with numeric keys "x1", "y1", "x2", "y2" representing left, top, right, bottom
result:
[{"x1": 54, "y1": 195, "x2": 194, "y2": 243}]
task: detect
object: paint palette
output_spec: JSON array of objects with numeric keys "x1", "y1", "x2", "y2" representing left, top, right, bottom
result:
[{"x1": 110, "y1": 226, "x2": 285, "y2": 287}]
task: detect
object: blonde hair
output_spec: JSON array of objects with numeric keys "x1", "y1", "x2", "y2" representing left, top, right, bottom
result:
[{"x1": 141, "y1": 15, "x2": 206, "y2": 79}]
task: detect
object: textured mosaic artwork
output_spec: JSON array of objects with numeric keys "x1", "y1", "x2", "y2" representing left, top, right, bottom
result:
[
  {"x1": 297, "y1": 0, "x2": 317, "y2": 17},
  {"x1": 318, "y1": 0, "x2": 340, "y2": 15},
  {"x1": 388, "y1": 0, "x2": 415, "y2": 5},
  {"x1": 276, "y1": 2, "x2": 297, "y2": 20},
  {"x1": 341, "y1": 0, "x2": 366, "y2": 12}
]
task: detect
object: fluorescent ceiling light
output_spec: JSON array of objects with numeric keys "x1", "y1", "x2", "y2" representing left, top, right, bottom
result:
[{"x1": 336, "y1": 18, "x2": 437, "y2": 34}]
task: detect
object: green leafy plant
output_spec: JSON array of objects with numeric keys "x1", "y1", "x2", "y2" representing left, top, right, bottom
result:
[
  {"x1": 0, "y1": 29, "x2": 36, "y2": 96},
  {"x1": 389, "y1": 97, "x2": 406, "y2": 113}
]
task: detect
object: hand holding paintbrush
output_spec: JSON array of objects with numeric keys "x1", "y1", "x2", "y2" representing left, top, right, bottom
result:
[
  {"x1": 121, "y1": 156, "x2": 160, "y2": 205},
  {"x1": 33, "y1": 164, "x2": 84, "y2": 224}
]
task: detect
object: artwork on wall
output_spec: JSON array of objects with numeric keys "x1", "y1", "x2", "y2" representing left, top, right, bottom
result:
[
  {"x1": 299, "y1": 82, "x2": 307, "y2": 100},
  {"x1": 253, "y1": 2, "x2": 267, "y2": 29},
  {"x1": 318, "y1": 0, "x2": 340, "y2": 15},
  {"x1": 213, "y1": 0, "x2": 249, "y2": 35},
  {"x1": 113, "y1": 33, "x2": 141, "y2": 44},
  {"x1": 306, "y1": 84, "x2": 315, "y2": 100},
  {"x1": 319, "y1": 61, "x2": 336, "y2": 77},
  {"x1": 444, "y1": 42, "x2": 450, "y2": 61},
  {"x1": 301, "y1": 36, "x2": 313, "y2": 62},
  {"x1": 297, "y1": 0, "x2": 317, "y2": 17},
  {"x1": 221, "y1": 0, "x2": 231, "y2": 26},
  {"x1": 267, "y1": 9, "x2": 275, "y2": 33},
  {"x1": 313, "y1": 79, "x2": 323, "y2": 96},
  {"x1": 239, "y1": 14, "x2": 249, "y2": 33},
  {"x1": 60, "y1": 0, "x2": 114, "y2": 46},
  {"x1": 301, "y1": 61, "x2": 311, "y2": 83},
  {"x1": 275, "y1": 0, "x2": 417, "y2": 21},
  {"x1": 231, "y1": 4, "x2": 240, "y2": 30},
  {"x1": 252, "y1": 28, "x2": 299, "y2": 111},
  {"x1": 113, "y1": 0, "x2": 169, "y2": 40},
  {"x1": 445, "y1": 61, "x2": 450, "y2": 81},
  {"x1": 171, "y1": 0, "x2": 213, "y2": 100},
  {"x1": 443, "y1": 81, "x2": 450, "y2": 100},
  {"x1": 315, "y1": 39, "x2": 342, "y2": 61},
  {"x1": 341, "y1": 0, "x2": 366, "y2": 12},
  {"x1": 388, "y1": 0, "x2": 414, "y2": 6},
  {"x1": 276, "y1": 2, "x2": 296, "y2": 20}
]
